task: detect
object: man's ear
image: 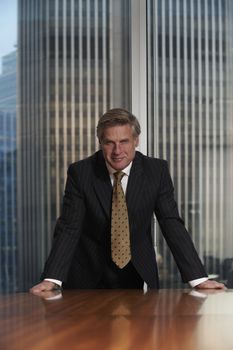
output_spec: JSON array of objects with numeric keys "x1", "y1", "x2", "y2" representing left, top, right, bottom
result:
[{"x1": 135, "y1": 136, "x2": 139, "y2": 147}]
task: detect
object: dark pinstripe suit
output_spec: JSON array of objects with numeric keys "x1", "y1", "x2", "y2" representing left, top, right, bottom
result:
[{"x1": 41, "y1": 150, "x2": 207, "y2": 289}]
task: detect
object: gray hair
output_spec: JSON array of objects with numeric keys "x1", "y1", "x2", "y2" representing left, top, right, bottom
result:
[{"x1": 96, "y1": 108, "x2": 141, "y2": 141}]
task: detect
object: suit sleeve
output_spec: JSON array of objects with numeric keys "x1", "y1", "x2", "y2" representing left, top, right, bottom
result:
[
  {"x1": 41, "y1": 164, "x2": 86, "y2": 282},
  {"x1": 154, "y1": 161, "x2": 207, "y2": 282}
]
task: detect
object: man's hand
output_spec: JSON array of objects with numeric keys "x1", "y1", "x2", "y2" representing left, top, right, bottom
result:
[
  {"x1": 195, "y1": 280, "x2": 226, "y2": 289},
  {"x1": 30, "y1": 280, "x2": 59, "y2": 295}
]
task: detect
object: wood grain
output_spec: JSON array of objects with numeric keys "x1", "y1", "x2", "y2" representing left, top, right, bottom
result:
[{"x1": 0, "y1": 289, "x2": 233, "y2": 350}]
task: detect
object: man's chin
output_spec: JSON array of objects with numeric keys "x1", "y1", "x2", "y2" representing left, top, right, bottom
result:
[{"x1": 110, "y1": 160, "x2": 128, "y2": 170}]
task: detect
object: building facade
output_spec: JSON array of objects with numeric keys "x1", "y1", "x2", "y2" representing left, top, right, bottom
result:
[
  {"x1": 147, "y1": 0, "x2": 233, "y2": 286},
  {"x1": 0, "y1": 51, "x2": 17, "y2": 292}
]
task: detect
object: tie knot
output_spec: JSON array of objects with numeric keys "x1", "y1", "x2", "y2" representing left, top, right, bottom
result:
[{"x1": 114, "y1": 171, "x2": 125, "y2": 182}]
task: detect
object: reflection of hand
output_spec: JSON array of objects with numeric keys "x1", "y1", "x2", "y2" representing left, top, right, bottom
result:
[
  {"x1": 189, "y1": 288, "x2": 227, "y2": 299},
  {"x1": 195, "y1": 280, "x2": 226, "y2": 290},
  {"x1": 38, "y1": 290, "x2": 63, "y2": 301},
  {"x1": 30, "y1": 280, "x2": 60, "y2": 295},
  {"x1": 188, "y1": 290, "x2": 208, "y2": 298}
]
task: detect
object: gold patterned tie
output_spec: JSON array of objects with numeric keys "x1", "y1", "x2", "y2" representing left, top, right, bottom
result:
[{"x1": 111, "y1": 171, "x2": 131, "y2": 268}]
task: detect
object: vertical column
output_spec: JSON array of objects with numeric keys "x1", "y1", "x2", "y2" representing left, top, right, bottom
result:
[
  {"x1": 218, "y1": 0, "x2": 224, "y2": 260},
  {"x1": 71, "y1": 0, "x2": 75, "y2": 162},
  {"x1": 211, "y1": 0, "x2": 217, "y2": 261},
  {"x1": 63, "y1": 0, "x2": 68, "y2": 180},
  {"x1": 94, "y1": 0, "x2": 100, "y2": 150},
  {"x1": 183, "y1": 0, "x2": 189, "y2": 226},
  {"x1": 131, "y1": 0, "x2": 147, "y2": 155},
  {"x1": 45, "y1": 0, "x2": 51, "y2": 249},
  {"x1": 176, "y1": 0, "x2": 181, "y2": 210},
  {"x1": 55, "y1": 0, "x2": 60, "y2": 214},
  {"x1": 204, "y1": 0, "x2": 210, "y2": 257},
  {"x1": 86, "y1": 0, "x2": 91, "y2": 155},
  {"x1": 102, "y1": 0, "x2": 107, "y2": 112},
  {"x1": 169, "y1": 0, "x2": 174, "y2": 177},
  {"x1": 197, "y1": 0, "x2": 204, "y2": 258},
  {"x1": 78, "y1": 0, "x2": 83, "y2": 159},
  {"x1": 190, "y1": 0, "x2": 196, "y2": 242}
]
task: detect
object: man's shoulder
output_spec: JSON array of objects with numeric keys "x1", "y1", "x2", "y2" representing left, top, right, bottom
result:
[
  {"x1": 68, "y1": 151, "x2": 102, "y2": 173},
  {"x1": 135, "y1": 151, "x2": 168, "y2": 167}
]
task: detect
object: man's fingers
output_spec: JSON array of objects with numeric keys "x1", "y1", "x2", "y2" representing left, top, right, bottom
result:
[
  {"x1": 196, "y1": 280, "x2": 226, "y2": 290},
  {"x1": 30, "y1": 281, "x2": 56, "y2": 294}
]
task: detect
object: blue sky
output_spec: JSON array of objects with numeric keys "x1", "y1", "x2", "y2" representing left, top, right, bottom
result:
[{"x1": 0, "y1": 0, "x2": 17, "y2": 73}]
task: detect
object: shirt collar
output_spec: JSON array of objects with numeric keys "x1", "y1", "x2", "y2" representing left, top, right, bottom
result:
[{"x1": 105, "y1": 161, "x2": 132, "y2": 177}]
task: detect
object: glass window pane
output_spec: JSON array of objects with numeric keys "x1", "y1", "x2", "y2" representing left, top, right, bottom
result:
[
  {"x1": 0, "y1": 1, "x2": 17, "y2": 293},
  {"x1": 147, "y1": 0, "x2": 233, "y2": 288}
]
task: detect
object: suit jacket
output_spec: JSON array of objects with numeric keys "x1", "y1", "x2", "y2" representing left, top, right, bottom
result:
[{"x1": 41, "y1": 150, "x2": 207, "y2": 288}]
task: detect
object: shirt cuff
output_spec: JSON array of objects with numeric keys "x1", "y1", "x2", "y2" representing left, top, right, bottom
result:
[
  {"x1": 44, "y1": 278, "x2": 62, "y2": 287},
  {"x1": 189, "y1": 277, "x2": 208, "y2": 288}
]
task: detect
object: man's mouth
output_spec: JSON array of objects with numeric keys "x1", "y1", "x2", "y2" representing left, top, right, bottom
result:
[{"x1": 112, "y1": 158, "x2": 124, "y2": 162}]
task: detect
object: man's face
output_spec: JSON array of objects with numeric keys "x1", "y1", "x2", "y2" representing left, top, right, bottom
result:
[{"x1": 100, "y1": 124, "x2": 139, "y2": 171}]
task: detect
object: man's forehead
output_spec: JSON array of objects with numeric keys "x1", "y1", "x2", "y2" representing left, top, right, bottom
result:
[{"x1": 102, "y1": 124, "x2": 134, "y2": 137}]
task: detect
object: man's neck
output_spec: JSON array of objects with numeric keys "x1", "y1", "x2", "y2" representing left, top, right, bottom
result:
[{"x1": 105, "y1": 161, "x2": 132, "y2": 176}]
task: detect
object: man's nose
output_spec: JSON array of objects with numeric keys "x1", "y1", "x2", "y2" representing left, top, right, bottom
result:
[{"x1": 113, "y1": 143, "x2": 121, "y2": 154}]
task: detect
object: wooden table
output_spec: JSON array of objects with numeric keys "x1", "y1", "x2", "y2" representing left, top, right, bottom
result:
[{"x1": 1, "y1": 289, "x2": 233, "y2": 350}]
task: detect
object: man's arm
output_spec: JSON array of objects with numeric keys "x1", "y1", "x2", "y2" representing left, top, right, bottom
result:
[
  {"x1": 154, "y1": 161, "x2": 225, "y2": 289},
  {"x1": 30, "y1": 163, "x2": 86, "y2": 292}
]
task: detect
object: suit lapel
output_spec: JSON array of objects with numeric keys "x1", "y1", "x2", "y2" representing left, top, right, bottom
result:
[
  {"x1": 126, "y1": 152, "x2": 145, "y2": 221},
  {"x1": 92, "y1": 151, "x2": 112, "y2": 218}
]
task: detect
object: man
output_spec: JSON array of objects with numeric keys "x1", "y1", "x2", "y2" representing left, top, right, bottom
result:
[{"x1": 31, "y1": 108, "x2": 224, "y2": 294}]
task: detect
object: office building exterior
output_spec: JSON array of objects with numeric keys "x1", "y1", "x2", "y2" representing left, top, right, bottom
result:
[
  {"x1": 147, "y1": 0, "x2": 233, "y2": 286},
  {"x1": 0, "y1": 51, "x2": 17, "y2": 292}
]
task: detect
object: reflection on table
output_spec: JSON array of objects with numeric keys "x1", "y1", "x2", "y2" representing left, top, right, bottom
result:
[{"x1": 0, "y1": 289, "x2": 233, "y2": 350}]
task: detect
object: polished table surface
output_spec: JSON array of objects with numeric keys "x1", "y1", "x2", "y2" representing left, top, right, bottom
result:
[{"x1": 1, "y1": 289, "x2": 233, "y2": 350}]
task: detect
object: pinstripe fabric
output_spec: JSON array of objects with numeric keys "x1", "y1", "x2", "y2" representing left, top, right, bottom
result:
[{"x1": 41, "y1": 150, "x2": 207, "y2": 289}]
